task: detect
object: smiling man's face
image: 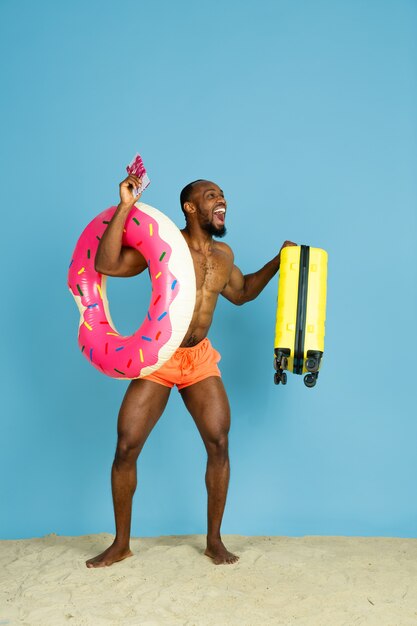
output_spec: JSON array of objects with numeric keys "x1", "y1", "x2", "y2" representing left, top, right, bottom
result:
[{"x1": 190, "y1": 180, "x2": 227, "y2": 238}]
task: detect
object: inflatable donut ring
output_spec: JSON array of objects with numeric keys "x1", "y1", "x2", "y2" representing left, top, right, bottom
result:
[{"x1": 68, "y1": 202, "x2": 196, "y2": 379}]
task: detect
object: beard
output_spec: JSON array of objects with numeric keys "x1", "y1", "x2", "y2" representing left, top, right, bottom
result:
[{"x1": 200, "y1": 218, "x2": 227, "y2": 238}]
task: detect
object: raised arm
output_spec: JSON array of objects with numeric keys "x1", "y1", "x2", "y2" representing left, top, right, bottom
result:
[
  {"x1": 94, "y1": 174, "x2": 148, "y2": 277},
  {"x1": 221, "y1": 241, "x2": 297, "y2": 305}
]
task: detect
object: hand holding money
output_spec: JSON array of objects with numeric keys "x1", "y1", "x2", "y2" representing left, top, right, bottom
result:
[{"x1": 126, "y1": 153, "x2": 150, "y2": 198}]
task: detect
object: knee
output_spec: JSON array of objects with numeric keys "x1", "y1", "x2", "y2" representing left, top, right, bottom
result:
[
  {"x1": 114, "y1": 437, "x2": 143, "y2": 466},
  {"x1": 206, "y1": 433, "x2": 229, "y2": 461}
]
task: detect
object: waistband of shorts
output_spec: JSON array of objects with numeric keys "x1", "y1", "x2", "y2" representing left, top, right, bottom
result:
[{"x1": 174, "y1": 337, "x2": 210, "y2": 354}]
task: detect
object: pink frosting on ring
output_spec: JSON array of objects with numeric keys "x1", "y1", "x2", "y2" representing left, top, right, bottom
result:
[{"x1": 68, "y1": 205, "x2": 180, "y2": 378}]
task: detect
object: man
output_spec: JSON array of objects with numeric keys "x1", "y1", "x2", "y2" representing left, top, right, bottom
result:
[{"x1": 86, "y1": 175, "x2": 295, "y2": 567}]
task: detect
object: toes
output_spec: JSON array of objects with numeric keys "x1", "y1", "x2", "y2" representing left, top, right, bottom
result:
[
  {"x1": 86, "y1": 560, "x2": 106, "y2": 568},
  {"x1": 205, "y1": 547, "x2": 239, "y2": 565},
  {"x1": 215, "y1": 553, "x2": 239, "y2": 565}
]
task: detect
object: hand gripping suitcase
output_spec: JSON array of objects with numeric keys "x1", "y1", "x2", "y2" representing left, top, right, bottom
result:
[{"x1": 273, "y1": 245, "x2": 328, "y2": 388}]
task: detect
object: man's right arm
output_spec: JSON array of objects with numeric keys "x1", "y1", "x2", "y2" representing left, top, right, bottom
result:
[{"x1": 94, "y1": 174, "x2": 148, "y2": 277}]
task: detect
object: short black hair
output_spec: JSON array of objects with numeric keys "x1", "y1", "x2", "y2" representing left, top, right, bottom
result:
[{"x1": 180, "y1": 179, "x2": 205, "y2": 213}]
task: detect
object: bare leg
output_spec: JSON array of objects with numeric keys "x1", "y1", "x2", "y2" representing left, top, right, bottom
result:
[
  {"x1": 86, "y1": 379, "x2": 171, "y2": 568},
  {"x1": 180, "y1": 377, "x2": 239, "y2": 565}
]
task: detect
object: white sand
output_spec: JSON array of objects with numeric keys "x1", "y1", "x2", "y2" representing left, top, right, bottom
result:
[{"x1": 1, "y1": 533, "x2": 417, "y2": 625}]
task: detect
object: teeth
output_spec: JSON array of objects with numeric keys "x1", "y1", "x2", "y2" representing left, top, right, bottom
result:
[{"x1": 214, "y1": 208, "x2": 225, "y2": 214}]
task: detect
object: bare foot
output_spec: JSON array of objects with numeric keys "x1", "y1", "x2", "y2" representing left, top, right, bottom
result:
[
  {"x1": 86, "y1": 541, "x2": 133, "y2": 568},
  {"x1": 205, "y1": 539, "x2": 239, "y2": 565}
]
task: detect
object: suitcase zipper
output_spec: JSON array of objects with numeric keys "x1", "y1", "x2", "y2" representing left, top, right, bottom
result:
[{"x1": 294, "y1": 245, "x2": 309, "y2": 375}]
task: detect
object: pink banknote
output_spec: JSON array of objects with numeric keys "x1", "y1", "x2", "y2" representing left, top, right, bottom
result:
[{"x1": 126, "y1": 153, "x2": 151, "y2": 197}]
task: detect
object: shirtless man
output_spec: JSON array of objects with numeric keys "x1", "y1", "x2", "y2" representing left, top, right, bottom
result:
[{"x1": 86, "y1": 175, "x2": 295, "y2": 568}]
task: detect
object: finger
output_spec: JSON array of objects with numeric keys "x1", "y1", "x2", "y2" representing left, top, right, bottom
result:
[
  {"x1": 120, "y1": 175, "x2": 141, "y2": 187},
  {"x1": 128, "y1": 174, "x2": 142, "y2": 183},
  {"x1": 126, "y1": 175, "x2": 142, "y2": 186}
]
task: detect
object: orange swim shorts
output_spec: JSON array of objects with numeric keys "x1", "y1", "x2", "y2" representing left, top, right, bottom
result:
[{"x1": 143, "y1": 337, "x2": 221, "y2": 390}]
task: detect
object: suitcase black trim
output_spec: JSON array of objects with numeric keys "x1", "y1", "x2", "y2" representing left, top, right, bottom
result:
[{"x1": 294, "y1": 245, "x2": 310, "y2": 375}]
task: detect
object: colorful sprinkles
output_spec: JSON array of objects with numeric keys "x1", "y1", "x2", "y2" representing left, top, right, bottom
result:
[{"x1": 71, "y1": 206, "x2": 185, "y2": 380}]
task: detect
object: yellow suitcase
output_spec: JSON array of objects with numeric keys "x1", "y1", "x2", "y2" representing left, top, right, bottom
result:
[{"x1": 273, "y1": 245, "x2": 328, "y2": 388}]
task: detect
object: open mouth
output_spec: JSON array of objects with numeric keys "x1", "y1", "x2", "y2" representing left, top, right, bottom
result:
[{"x1": 213, "y1": 207, "x2": 226, "y2": 224}]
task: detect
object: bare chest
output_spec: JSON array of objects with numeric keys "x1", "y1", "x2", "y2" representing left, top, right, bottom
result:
[{"x1": 190, "y1": 248, "x2": 233, "y2": 294}]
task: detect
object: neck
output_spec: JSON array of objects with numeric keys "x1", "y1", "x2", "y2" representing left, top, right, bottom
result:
[{"x1": 182, "y1": 222, "x2": 214, "y2": 252}]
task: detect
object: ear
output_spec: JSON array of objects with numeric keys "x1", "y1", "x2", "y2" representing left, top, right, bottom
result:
[{"x1": 183, "y1": 201, "x2": 196, "y2": 217}]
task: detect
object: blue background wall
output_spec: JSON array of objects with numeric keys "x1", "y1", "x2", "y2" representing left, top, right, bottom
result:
[{"x1": 1, "y1": 0, "x2": 416, "y2": 540}]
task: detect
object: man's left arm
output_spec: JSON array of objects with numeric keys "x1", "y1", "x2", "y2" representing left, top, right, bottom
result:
[{"x1": 221, "y1": 241, "x2": 297, "y2": 306}]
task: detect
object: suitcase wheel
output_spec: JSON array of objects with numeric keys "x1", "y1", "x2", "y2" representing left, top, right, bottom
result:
[
  {"x1": 304, "y1": 373, "x2": 317, "y2": 388},
  {"x1": 305, "y1": 357, "x2": 318, "y2": 372},
  {"x1": 274, "y1": 371, "x2": 287, "y2": 386}
]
